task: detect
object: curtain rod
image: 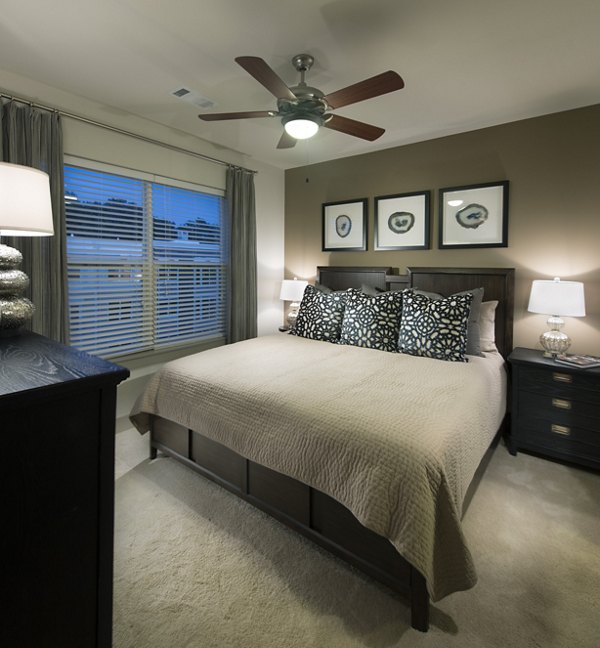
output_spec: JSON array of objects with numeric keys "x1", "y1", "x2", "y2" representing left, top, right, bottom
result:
[{"x1": 0, "y1": 90, "x2": 257, "y2": 174}]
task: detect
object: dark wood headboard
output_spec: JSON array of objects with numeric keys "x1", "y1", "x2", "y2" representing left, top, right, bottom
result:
[
  {"x1": 317, "y1": 266, "x2": 394, "y2": 292},
  {"x1": 316, "y1": 266, "x2": 515, "y2": 357}
]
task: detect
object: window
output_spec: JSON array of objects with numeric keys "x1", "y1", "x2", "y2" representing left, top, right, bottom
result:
[{"x1": 65, "y1": 163, "x2": 226, "y2": 358}]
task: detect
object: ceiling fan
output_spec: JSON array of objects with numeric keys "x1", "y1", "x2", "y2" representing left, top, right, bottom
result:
[{"x1": 198, "y1": 54, "x2": 404, "y2": 149}]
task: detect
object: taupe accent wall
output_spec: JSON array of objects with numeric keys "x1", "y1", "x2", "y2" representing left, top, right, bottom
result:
[{"x1": 284, "y1": 104, "x2": 600, "y2": 355}]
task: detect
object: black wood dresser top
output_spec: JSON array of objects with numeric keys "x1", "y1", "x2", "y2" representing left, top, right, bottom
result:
[{"x1": 1, "y1": 331, "x2": 129, "y2": 398}]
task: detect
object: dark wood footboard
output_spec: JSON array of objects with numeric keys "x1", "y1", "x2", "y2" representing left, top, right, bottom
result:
[{"x1": 150, "y1": 416, "x2": 430, "y2": 631}]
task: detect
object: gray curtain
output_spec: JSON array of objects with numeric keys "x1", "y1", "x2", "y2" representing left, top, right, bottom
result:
[
  {"x1": 0, "y1": 100, "x2": 68, "y2": 342},
  {"x1": 226, "y1": 166, "x2": 257, "y2": 343}
]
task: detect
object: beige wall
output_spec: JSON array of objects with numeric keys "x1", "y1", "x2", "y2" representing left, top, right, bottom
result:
[{"x1": 285, "y1": 104, "x2": 600, "y2": 356}]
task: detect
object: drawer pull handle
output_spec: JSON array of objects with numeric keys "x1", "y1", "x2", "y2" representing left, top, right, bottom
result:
[
  {"x1": 551, "y1": 424, "x2": 571, "y2": 436},
  {"x1": 552, "y1": 372, "x2": 573, "y2": 384},
  {"x1": 552, "y1": 398, "x2": 572, "y2": 410}
]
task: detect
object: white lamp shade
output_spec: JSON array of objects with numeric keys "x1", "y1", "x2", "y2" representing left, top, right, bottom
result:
[
  {"x1": 279, "y1": 278, "x2": 308, "y2": 302},
  {"x1": 0, "y1": 162, "x2": 54, "y2": 236},
  {"x1": 528, "y1": 278, "x2": 586, "y2": 317},
  {"x1": 283, "y1": 118, "x2": 319, "y2": 140}
]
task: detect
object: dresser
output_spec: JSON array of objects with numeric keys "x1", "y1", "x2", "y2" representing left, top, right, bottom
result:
[
  {"x1": 0, "y1": 332, "x2": 129, "y2": 648},
  {"x1": 508, "y1": 347, "x2": 600, "y2": 470}
]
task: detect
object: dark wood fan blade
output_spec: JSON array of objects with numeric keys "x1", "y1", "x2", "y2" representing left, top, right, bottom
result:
[
  {"x1": 277, "y1": 131, "x2": 297, "y2": 149},
  {"x1": 235, "y1": 56, "x2": 297, "y2": 101},
  {"x1": 199, "y1": 110, "x2": 276, "y2": 121},
  {"x1": 324, "y1": 71, "x2": 404, "y2": 109},
  {"x1": 324, "y1": 114, "x2": 385, "y2": 141}
]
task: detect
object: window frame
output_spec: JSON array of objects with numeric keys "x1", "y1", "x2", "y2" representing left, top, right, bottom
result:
[{"x1": 64, "y1": 156, "x2": 227, "y2": 360}]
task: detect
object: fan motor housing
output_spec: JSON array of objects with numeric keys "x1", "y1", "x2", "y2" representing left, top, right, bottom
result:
[{"x1": 278, "y1": 85, "x2": 328, "y2": 119}]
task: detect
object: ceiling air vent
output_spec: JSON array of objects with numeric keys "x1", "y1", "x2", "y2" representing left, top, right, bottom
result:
[{"x1": 170, "y1": 87, "x2": 216, "y2": 109}]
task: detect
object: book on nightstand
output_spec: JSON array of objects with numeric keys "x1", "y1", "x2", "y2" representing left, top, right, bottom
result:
[{"x1": 554, "y1": 353, "x2": 600, "y2": 368}]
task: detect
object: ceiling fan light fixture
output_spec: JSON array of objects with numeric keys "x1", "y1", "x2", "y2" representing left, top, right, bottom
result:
[
  {"x1": 283, "y1": 116, "x2": 321, "y2": 140},
  {"x1": 202, "y1": 55, "x2": 404, "y2": 149}
]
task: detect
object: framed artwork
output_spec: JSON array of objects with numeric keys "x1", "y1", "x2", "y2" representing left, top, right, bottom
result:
[
  {"x1": 439, "y1": 180, "x2": 509, "y2": 249},
  {"x1": 322, "y1": 198, "x2": 368, "y2": 251},
  {"x1": 374, "y1": 190, "x2": 430, "y2": 250}
]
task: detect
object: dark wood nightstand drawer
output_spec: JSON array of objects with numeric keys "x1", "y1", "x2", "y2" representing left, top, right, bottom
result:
[
  {"x1": 519, "y1": 366, "x2": 600, "y2": 403},
  {"x1": 517, "y1": 422, "x2": 600, "y2": 463},
  {"x1": 520, "y1": 392, "x2": 600, "y2": 431},
  {"x1": 518, "y1": 413, "x2": 600, "y2": 450}
]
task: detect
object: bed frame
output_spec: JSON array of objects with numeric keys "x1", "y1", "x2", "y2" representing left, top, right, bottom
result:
[{"x1": 149, "y1": 266, "x2": 515, "y2": 631}]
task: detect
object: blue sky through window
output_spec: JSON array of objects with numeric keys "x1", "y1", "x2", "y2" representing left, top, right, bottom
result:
[{"x1": 65, "y1": 166, "x2": 221, "y2": 228}]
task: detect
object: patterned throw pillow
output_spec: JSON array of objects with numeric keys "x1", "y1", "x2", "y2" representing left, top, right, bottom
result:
[
  {"x1": 413, "y1": 287, "x2": 484, "y2": 356},
  {"x1": 290, "y1": 284, "x2": 349, "y2": 342},
  {"x1": 398, "y1": 290, "x2": 473, "y2": 362},
  {"x1": 339, "y1": 290, "x2": 403, "y2": 352}
]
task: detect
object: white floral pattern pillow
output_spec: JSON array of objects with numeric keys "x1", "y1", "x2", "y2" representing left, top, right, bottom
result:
[
  {"x1": 339, "y1": 290, "x2": 403, "y2": 352},
  {"x1": 398, "y1": 290, "x2": 473, "y2": 362},
  {"x1": 290, "y1": 285, "x2": 350, "y2": 342}
]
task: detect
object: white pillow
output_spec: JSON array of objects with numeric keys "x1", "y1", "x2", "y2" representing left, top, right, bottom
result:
[{"x1": 479, "y1": 300, "x2": 498, "y2": 352}]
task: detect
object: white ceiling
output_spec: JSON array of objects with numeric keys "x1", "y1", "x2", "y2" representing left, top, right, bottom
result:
[{"x1": 2, "y1": 0, "x2": 600, "y2": 170}]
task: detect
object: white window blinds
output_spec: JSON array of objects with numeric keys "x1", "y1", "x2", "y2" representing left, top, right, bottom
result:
[{"x1": 65, "y1": 163, "x2": 226, "y2": 358}]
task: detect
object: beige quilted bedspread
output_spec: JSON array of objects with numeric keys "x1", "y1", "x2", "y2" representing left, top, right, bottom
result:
[{"x1": 130, "y1": 334, "x2": 506, "y2": 602}]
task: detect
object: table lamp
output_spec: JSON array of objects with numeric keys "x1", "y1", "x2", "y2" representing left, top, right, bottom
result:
[
  {"x1": 279, "y1": 278, "x2": 308, "y2": 330},
  {"x1": 0, "y1": 162, "x2": 54, "y2": 336},
  {"x1": 527, "y1": 277, "x2": 586, "y2": 357}
]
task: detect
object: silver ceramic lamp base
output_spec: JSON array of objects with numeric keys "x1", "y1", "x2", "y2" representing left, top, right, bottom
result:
[
  {"x1": 0, "y1": 242, "x2": 34, "y2": 336},
  {"x1": 540, "y1": 315, "x2": 571, "y2": 358}
]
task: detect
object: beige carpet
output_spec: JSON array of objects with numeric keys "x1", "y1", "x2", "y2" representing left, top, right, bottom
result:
[{"x1": 113, "y1": 428, "x2": 600, "y2": 648}]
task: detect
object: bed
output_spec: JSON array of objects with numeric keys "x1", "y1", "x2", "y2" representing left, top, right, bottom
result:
[{"x1": 130, "y1": 266, "x2": 514, "y2": 631}]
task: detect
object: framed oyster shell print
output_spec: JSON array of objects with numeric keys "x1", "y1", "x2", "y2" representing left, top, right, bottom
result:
[
  {"x1": 439, "y1": 181, "x2": 509, "y2": 249},
  {"x1": 374, "y1": 190, "x2": 430, "y2": 250},
  {"x1": 322, "y1": 198, "x2": 367, "y2": 251}
]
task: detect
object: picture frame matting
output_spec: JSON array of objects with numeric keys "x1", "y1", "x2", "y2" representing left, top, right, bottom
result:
[
  {"x1": 322, "y1": 198, "x2": 368, "y2": 251},
  {"x1": 439, "y1": 180, "x2": 509, "y2": 249},
  {"x1": 374, "y1": 190, "x2": 430, "y2": 251}
]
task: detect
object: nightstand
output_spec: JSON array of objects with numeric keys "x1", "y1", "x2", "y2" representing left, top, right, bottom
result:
[{"x1": 508, "y1": 347, "x2": 600, "y2": 470}]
